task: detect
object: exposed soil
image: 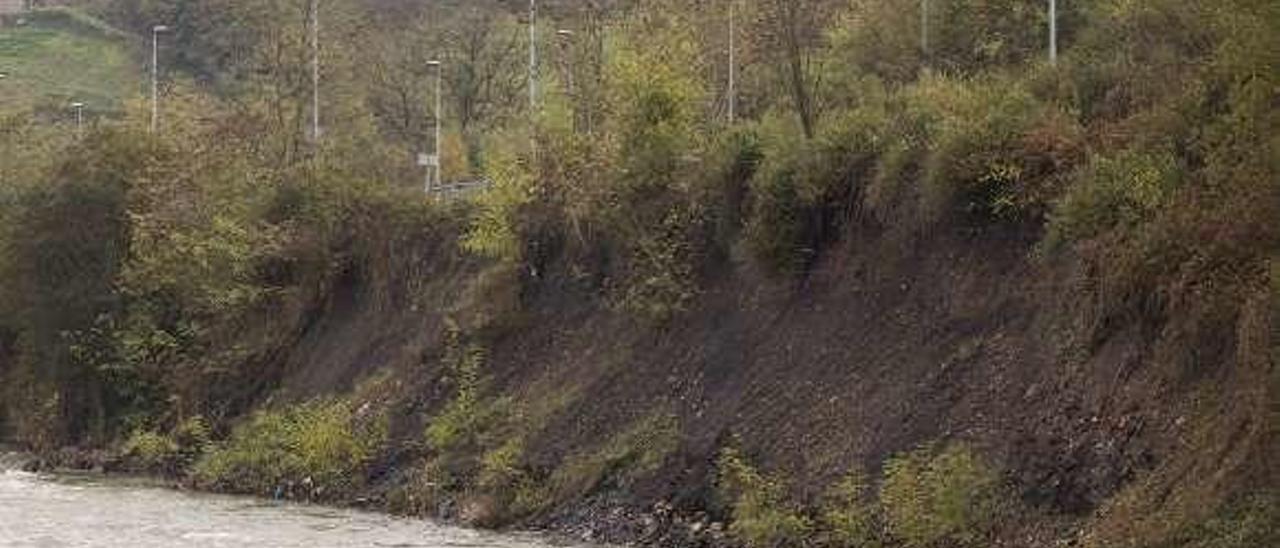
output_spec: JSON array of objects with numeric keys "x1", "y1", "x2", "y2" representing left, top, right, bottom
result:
[{"x1": 219, "y1": 216, "x2": 1274, "y2": 546}]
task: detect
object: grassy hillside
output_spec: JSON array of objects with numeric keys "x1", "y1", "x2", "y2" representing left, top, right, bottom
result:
[{"x1": 0, "y1": 9, "x2": 139, "y2": 116}]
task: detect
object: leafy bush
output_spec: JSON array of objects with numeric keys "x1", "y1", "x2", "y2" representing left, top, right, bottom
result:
[
  {"x1": 121, "y1": 429, "x2": 179, "y2": 471},
  {"x1": 744, "y1": 107, "x2": 884, "y2": 275},
  {"x1": 172, "y1": 415, "x2": 212, "y2": 468},
  {"x1": 192, "y1": 399, "x2": 386, "y2": 499},
  {"x1": 907, "y1": 75, "x2": 1052, "y2": 225},
  {"x1": 717, "y1": 446, "x2": 813, "y2": 547},
  {"x1": 614, "y1": 205, "x2": 707, "y2": 323},
  {"x1": 464, "y1": 141, "x2": 535, "y2": 265},
  {"x1": 473, "y1": 437, "x2": 545, "y2": 520},
  {"x1": 821, "y1": 469, "x2": 884, "y2": 548},
  {"x1": 1045, "y1": 148, "x2": 1182, "y2": 249},
  {"x1": 879, "y1": 443, "x2": 1005, "y2": 548},
  {"x1": 424, "y1": 341, "x2": 507, "y2": 455}
]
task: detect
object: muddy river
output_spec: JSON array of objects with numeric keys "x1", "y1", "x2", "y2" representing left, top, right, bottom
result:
[{"x1": 0, "y1": 462, "x2": 590, "y2": 548}]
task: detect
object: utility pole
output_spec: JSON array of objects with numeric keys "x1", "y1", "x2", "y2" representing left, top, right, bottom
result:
[
  {"x1": 421, "y1": 60, "x2": 443, "y2": 194},
  {"x1": 528, "y1": 0, "x2": 538, "y2": 159},
  {"x1": 151, "y1": 25, "x2": 169, "y2": 133},
  {"x1": 920, "y1": 0, "x2": 929, "y2": 56},
  {"x1": 433, "y1": 60, "x2": 442, "y2": 190},
  {"x1": 72, "y1": 102, "x2": 84, "y2": 138},
  {"x1": 728, "y1": 0, "x2": 736, "y2": 124},
  {"x1": 310, "y1": 0, "x2": 321, "y2": 142},
  {"x1": 1049, "y1": 0, "x2": 1058, "y2": 64},
  {"x1": 528, "y1": 0, "x2": 537, "y2": 114}
]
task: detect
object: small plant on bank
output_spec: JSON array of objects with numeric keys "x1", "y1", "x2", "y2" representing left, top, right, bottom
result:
[
  {"x1": 121, "y1": 429, "x2": 179, "y2": 472},
  {"x1": 717, "y1": 445, "x2": 813, "y2": 547},
  {"x1": 879, "y1": 443, "x2": 1005, "y2": 548},
  {"x1": 1043, "y1": 147, "x2": 1182, "y2": 250},
  {"x1": 475, "y1": 437, "x2": 545, "y2": 520},
  {"x1": 191, "y1": 399, "x2": 386, "y2": 499},
  {"x1": 424, "y1": 340, "x2": 508, "y2": 455},
  {"x1": 820, "y1": 468, "x2": 884, "y2": 548}
]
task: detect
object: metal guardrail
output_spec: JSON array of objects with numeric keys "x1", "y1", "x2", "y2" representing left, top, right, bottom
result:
[{"x1": 429, "y1": 179, "x2": 492, "y2": 200}]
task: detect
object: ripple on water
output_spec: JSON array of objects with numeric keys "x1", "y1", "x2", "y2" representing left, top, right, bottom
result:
[{"x1": 0, "y1": 472, "x2": 597, "y2": 548}]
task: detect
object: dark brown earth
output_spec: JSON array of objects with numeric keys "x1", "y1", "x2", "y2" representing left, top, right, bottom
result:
[{"x1": 264, "y1": 214, "x2": 1273, "y2": 547}]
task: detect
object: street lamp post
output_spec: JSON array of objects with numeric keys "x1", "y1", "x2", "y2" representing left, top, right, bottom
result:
[
  {"x1": 528, "y1": 0, "x2": 538, "y2": 159},
  {"x1": 71, "y1": 102, "x2": 84, "y2": 138},
  {"x1": 310, "y1": 0, "x2": 321, "y2": 142},
  {"x1": 1049, "y1": 0, "x2": 1058, "y2": 64},
  {"x1": 528, "y1": 0, "x2": 537, "y2": 113},
  {"x1": 921, "y1": 0, "x2": 929, "y2": 56},
  {"x1": 728, "y1": 0, "x2": 736, "y2": 124},
  {"x1": 151, "y1": 25, "x2": 170, "y2": 134},
  {"x1": 425, "y1": 60, "x2": 443, "y2": 193}
]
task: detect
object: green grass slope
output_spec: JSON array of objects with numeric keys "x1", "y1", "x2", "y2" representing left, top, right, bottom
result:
[{"x1": 0, "y1": 9, "x2": 139, "y2": 115}]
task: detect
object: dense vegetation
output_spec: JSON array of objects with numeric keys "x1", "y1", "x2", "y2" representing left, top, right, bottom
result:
[{"x1": 1, "y1": 0, "x2": 1276, "y2": 546}]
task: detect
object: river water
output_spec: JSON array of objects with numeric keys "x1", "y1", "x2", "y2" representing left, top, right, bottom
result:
[{"x1": 0, "y1": 466, "x2": 588, "y2": 548}]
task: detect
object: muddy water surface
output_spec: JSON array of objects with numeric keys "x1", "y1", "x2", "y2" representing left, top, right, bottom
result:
[{"x1": 0, "y1": 465, "x2": 590, "y2": 548}]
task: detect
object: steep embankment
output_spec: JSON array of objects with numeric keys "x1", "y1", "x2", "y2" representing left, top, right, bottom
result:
[{"x1": 265, "y1": 211, "x2": 1274, "y2": 546}]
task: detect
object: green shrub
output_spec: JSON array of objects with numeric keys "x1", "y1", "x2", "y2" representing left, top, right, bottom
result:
[
  {"x1": 745, "y1": 107, "x2": 884, "y2": 275},
  {"x1": 1044, "y1": 148, "x2": 1182, "y2": 249},
  {"x1": 171, "y1": 415, "x2": 212, "y2": 469},
  {"x1": 821, "y1": 469, "x2": 884, "y2": 548},
  {"x1": 615, "y1": 205, "x2": 705, "y2": 323},
  {"x1": 191, "y1": 399, "x2": 386, "y2": 499},
  {"x1": 879, "y1": 443, "x2": 1004, "y2": 548},
  {"x1": 424, "y1": 341, "x2": 507, "y2": 455},
  {"x1": 717, "y1": 446, "x2": 813, "y2": 547},
  {"x1": 475, "y1": 437, "x2": 545, "y2": 519},
  {"x1": 464, "y1": 142, "x2": 535, "y2": 264},
  {"x1": 121, "y1": 429, "x2": 179, "y2": 471},
  {"x1": 908, "y1": 75, "x2": 1050, "y2": 225}
]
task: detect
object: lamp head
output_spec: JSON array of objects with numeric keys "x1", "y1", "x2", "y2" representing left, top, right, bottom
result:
[{"x1": 153, "y1": 25, "x2": 170, "y2": 33}]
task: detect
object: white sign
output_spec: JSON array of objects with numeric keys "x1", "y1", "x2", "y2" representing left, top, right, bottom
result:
[{"x1": 417, "y1": 153, "x2": 439, "y2": 167}]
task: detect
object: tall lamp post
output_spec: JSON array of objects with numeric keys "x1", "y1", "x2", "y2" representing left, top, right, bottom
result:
[
  {"x1": 310, "y1": 0, "x2": 321, "y2": 142},
  {"x1": 424, "y1": 60, "x2": 443, "y2": 193},
  {"x1": 71, "y1": 102, "x2": 85, "y2": 138},
  {"x1": 920, "y1": 0, "x2": 929, "y2": 56},
  {"x1": 151, "y1": 25, "x2": 170, "y2": 134},
  {"x1": 528, "y1": 0, "x2": 538, "y2": 159},
  {"x1": 728, "y1": 0, "x2": 736, "y2": 124},
  {"x1": 528, "y1": 0, "x2": 537, "y2": 113},
  {"x1": 1049, "y1": 0, "x2": 1058, "y2": 64}
]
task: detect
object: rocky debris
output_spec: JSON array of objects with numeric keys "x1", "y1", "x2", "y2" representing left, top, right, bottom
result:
[{"x1": 540, "y1": 495, "x2": 731, "y2": 547}]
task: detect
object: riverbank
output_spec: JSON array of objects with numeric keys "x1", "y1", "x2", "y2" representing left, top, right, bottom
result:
[
  {"x1": 7, "y1": 443, "x2": 670, "y2": 547},
  {"x1": 1, "y1": 1, "x2": 1275, "y2": 543},
  {"x1": 0, "y1": 467, "x2": 592, "y2": 548},
  {"x1": 8, "y1": 212, "x2": 1273, "y2": 548},
  {"x1": 0, "y1": 445, "x2": 34, "y2": 472}
]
